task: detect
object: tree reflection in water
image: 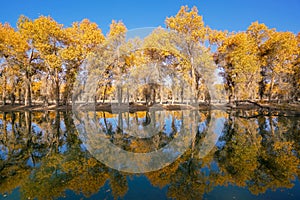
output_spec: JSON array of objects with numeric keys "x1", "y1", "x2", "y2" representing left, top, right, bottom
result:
[{"x1": 0, "y1": 110, "x2": 299, "y2": 199}]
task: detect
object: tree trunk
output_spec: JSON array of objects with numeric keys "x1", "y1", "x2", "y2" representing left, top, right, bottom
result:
[
  {"x1": 62, "y1": 82, "x2": 70, "y2": 106},
  {"x1": 181, "y1": 85, "x2": 184, "y2": 104},
  {"x1": 19, "y1": 111, "x2": 23, "y2": 128},
  {"x1": 191, "y1": 60, "x2": 198, "y2": 103},
  {"x1": 117, "y1": 85, "x2": 122, "y2": 106},
  {"x1": 103, "y1": 112, "x2": 109, "y2": 132},
  {"x1": 205, "y1": 87, "x2": 211, "y2": 105},
  {"x1": 11, "y1": 92, "x2": 15, "y2": 106},
  {"x1": 55, "y1": 69, "x2": 60, "y2": 107},
  {"x1": 2, "y1": 75, "x2": 6, "y2": 105},
  {"x1": 94, "y1": 95, "x2": 97, "y2": 105},
  {"x1": 291, "y1": 74, "x2": 299, "y2": 102},
  {"x1": 152, "y1": 87, "x2": 156, "y2": 105},
  {"x1": 3, "y1": 112, "x2": 7, "y2": 139},
  {"x1": 268, "y1": 75, "x2": 275, "y2": 102},
  {"x1": 24, "y1": 71, "x2": 32, "y2": 106},
  {"x1": 118, "y1": 111, "x2": 123, "y2": 132},
  {"x1": 160, "y1": 87, "x2": 163, "y2": 104},
  {"x1": 54, "y1": 111, "x2": 60, "y2": 152},
  {"x1": 127, "y1": 87, "x2": 130, "y2": 103},
  {"x1": 18, "y1": 88, "x2": 22, "y2": 104},
  {"x1": 11, "y1": 112, "x2": 16, "y2": 135},
  {"x1": 228, "y1": 85, "x2": 233, "y2": 104},
  {"x1": 102, "y1": 85, "x2": 107, "y2": 103},
  {"x1": 25, "y1": 111, "x2": 32, "y2": 136},
  {"x1": 172, "y1": 91, "x2": 175, "y2": 104}
]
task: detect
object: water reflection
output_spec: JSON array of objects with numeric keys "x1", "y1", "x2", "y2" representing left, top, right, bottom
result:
[
  {"x1": 0, "y1": 110, "x2": 299, "y2": 199},
  {"x1": 73, "y1": 109, "x2": 226, "y2": 173}
]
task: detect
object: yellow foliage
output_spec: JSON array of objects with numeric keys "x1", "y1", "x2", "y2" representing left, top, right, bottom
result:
[
  {"x1": 107, "y1": 20, "x2": 127, "y2": 39},
  {"x1": 166, "y1": 6, "x2": 207, "y2": 42}
]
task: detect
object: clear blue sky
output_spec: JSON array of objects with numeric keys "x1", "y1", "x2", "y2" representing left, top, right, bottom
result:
[{"x1": 0, "y1": 0, "x2": 299, "y2": 34}]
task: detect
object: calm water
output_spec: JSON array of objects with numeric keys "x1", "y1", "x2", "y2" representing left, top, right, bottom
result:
[{"x1": 0, "y1": 109, "x2": 299, "y2": 200}]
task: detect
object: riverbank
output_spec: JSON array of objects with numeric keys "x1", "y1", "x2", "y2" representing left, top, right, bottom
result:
[
  {"x1": 0, "y1": 102, "x2": 202, "y2": 112},
  {"x1": 0, "y1": 101, "x2": 299, "y2": 114}
]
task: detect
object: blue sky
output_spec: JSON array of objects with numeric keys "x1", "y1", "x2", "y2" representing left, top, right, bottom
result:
[{"x1": 0, "y1": 0, "x2": 299, "y2": 34}]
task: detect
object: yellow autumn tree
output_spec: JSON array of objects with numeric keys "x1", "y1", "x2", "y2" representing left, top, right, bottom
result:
[
  {"x1": 0, "y1": 21, "x2": 31, "y2": 105},
  {"x1": 217, "y1": 32, "x2": 261, "y2": 102},
  {"x1": 262, "y1": 31, "x2": 298, "y2": 101},
  {"x1": 166, "y1": 6, "x2": 215, "y2": 103},
  {"x1": 16, "y1": 15, "x2": 46, "y2": 106},
  {"x1": 246, "y1": 22, "x2": 272, "y2": 100},
  {"x1": 28, "y1": 16, "x2": 67, "y2": 106},
  {"x1": 61, "y1": 19, "x2": 105, "y2": 105},
  {"x1": 89, "y1": 20, "x2": 127, "y2": 104}
]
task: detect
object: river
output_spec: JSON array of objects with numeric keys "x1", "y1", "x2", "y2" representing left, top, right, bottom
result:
[{"x1": 0, "y1": 109, "x2": 299, "y2": 200}]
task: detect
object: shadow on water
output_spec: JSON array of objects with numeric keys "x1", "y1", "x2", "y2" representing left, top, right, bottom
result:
[{"x1": 0, "y1": 109, "x2": 299, "y2": 200}]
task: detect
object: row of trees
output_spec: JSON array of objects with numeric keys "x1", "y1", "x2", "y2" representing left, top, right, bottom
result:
[
  {"x1": 215, "y1": 22, "x2": 300, "y2": 102},
  {"x1": 0, "y1": 6, "x2": 299, "y2": 107}
]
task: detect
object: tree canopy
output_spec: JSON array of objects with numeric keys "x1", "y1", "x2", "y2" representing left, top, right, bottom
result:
[{"x1": 0, "y1": 6, "x2": 299, "y2": 106}]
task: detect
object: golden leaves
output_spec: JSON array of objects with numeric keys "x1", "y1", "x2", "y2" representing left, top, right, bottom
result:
[
  {"x1": 0, "y1": 23, "x2": 27, "y2": 58},
  {"x1": 107, "y1": 20, "x2": 127, "y2": 39},
  {"x1": 217, "y1": 31, "x2": 261, "y2": 99},
  {"x1": 166, "y1": 6, "x2": 207, "y2": 42},
  {"x1": 65, "y1": 18, "x2": 105, "y2": 56},
  {"x1": 208, "y1": 29, "x2": 228, "y2": 46}
]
